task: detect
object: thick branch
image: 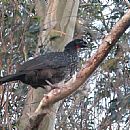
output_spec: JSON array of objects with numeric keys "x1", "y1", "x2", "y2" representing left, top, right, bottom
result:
[{"x1": 25, "y1": 9, "x2": 130, "y2": 129}]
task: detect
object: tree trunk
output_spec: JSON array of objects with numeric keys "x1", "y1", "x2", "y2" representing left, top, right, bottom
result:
[{"x1": 18, "y1": 0, "x2": 79, "y2": 129}]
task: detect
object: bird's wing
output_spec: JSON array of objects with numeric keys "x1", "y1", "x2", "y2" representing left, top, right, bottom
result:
[{"x1": 17, "y1": 52, "x2": 69, "y2": 72}]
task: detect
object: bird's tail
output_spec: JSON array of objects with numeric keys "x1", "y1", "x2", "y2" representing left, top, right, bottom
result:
[{"x1": 0, "y1": 73, "x2": 23, "y2": 85}]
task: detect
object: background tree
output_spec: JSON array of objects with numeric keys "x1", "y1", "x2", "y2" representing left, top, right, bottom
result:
[{"x1": 0, "y1": 0, "x2": 130, "y2": 130}]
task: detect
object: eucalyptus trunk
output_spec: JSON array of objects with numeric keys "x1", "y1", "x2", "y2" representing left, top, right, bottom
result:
[{"x1": 18, "y1": 0, "x2": 79, "y2": 130}]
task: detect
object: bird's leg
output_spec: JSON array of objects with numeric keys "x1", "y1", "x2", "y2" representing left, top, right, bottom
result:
[{"x1": 45, "y1": 80, "x2": 59, "y2": 89}]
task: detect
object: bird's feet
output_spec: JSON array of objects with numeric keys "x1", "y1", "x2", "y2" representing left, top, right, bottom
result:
[{"x1": 45, "y1": 80, "x2": 60, "y2": 90}]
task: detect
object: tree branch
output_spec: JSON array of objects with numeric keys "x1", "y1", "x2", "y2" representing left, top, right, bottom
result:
[{"x1": 25, "y1": 9, "x2": 130, "y2": 130}]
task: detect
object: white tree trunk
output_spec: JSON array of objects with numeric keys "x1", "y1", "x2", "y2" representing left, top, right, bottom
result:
[{"x1": 18, "y1": 0, "x2": 79, "y2": 129}]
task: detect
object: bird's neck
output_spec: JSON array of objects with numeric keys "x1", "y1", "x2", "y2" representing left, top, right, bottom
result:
[{"x1": 64, "y1": 48, "x2": 77, "y2": 56}]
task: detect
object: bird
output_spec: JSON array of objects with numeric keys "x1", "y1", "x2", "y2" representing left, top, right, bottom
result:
[{"x1": 0, "y1": 39, "x2": 87, "y2": 89}]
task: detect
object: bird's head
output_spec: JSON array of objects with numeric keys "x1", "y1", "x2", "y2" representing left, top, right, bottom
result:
[{"x1": 64, "y1": 39, "x2": 87, "y2": 51}]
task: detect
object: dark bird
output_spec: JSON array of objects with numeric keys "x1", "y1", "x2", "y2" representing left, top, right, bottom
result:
[{"x1": 0, "y1": 39, "x2": 87, "y2": 89}]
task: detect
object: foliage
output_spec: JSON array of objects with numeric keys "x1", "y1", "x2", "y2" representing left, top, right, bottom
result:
[
  {"x1": 0, "y1": 0, "x2": 39, "y2": 129},
  {"x1": 0, "y1": 0, "x2": 130, "y2": 130},
  {"x1": 56, "y1": 0, "x2": 130, "y2": 130}
]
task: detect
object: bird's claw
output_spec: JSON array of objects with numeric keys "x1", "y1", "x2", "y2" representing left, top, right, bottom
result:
[{"x1": 45, "y1": 80, "x2": 60, "y2": 89}]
